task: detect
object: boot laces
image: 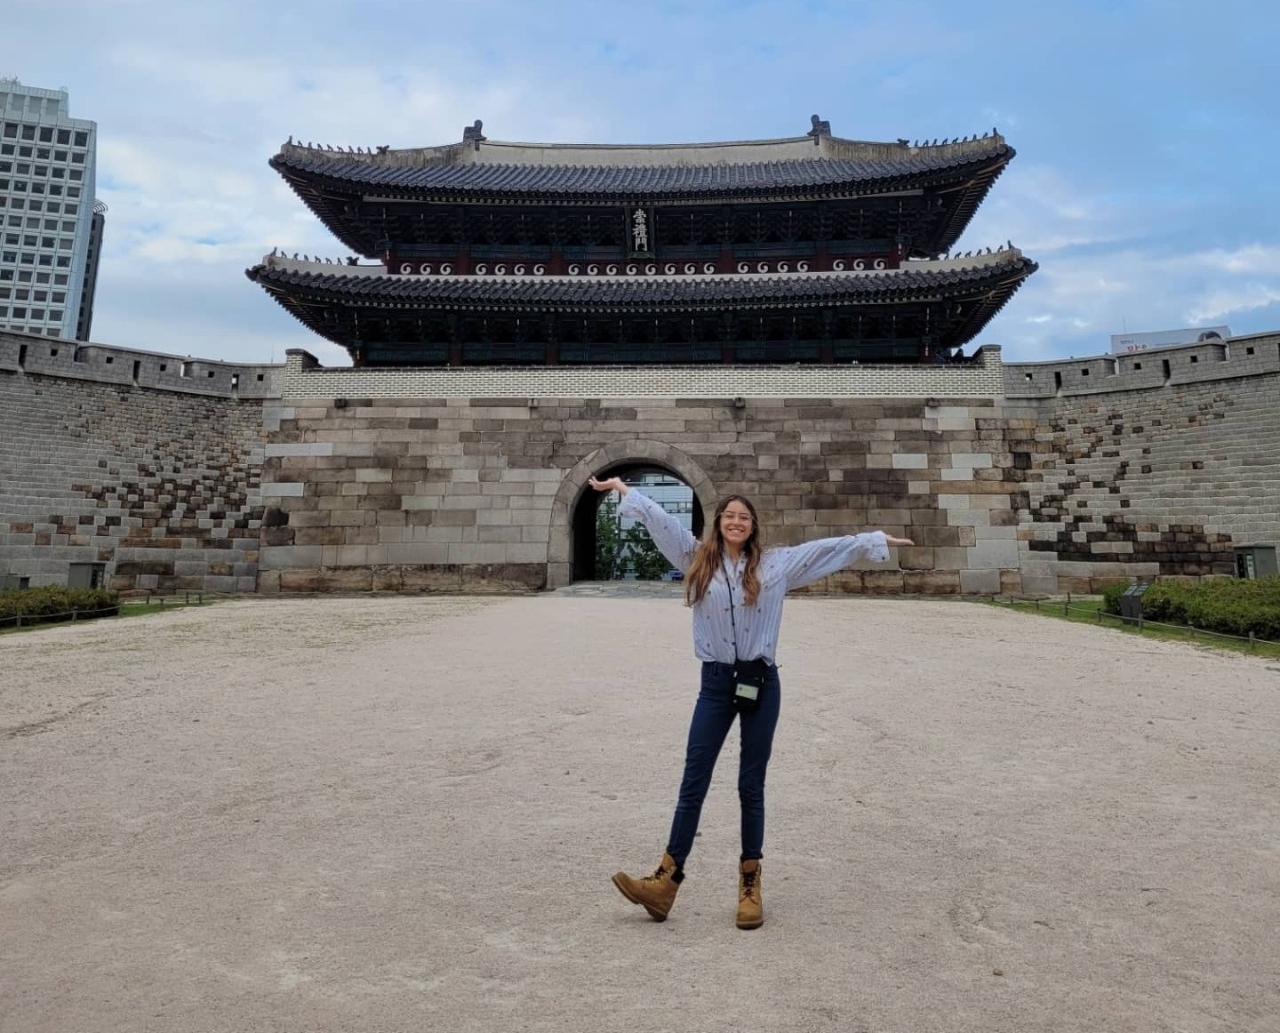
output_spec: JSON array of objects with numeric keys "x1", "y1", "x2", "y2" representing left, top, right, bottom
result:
[{"x1": 740, "y1": 866, "x2": 759, "y2": 901}]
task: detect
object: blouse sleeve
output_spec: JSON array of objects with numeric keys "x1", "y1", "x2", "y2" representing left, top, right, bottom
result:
[
  {"x1": 616, "y1": 490, "x2": 698, "y2": 571},
  {"x1": 772, "y1": 532, "x2": 890, "y2": 591}
]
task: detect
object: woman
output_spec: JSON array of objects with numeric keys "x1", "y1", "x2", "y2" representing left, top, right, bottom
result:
[{"x1": 588, "y1": 475, "x2": 913, "y2": 930}]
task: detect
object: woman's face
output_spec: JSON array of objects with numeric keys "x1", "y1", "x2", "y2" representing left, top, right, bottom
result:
[{"x1": 719, "y1": 500, "x2": 755, "y2": 549}]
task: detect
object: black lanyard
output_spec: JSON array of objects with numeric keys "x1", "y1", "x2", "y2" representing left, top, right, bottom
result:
[{"x1": 723, "y1": 556, "x2": 741, "y2": 661}]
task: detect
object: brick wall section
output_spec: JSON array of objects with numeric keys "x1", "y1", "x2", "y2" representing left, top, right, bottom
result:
[
  {"x1": 0, "y1": 330, "x2": 281, "y2": 592},
  {"x1": 281, "y1": 345, "x2": 1007, "y2": 399}
]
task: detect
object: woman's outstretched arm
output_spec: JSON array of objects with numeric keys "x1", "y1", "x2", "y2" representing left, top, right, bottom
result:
[
  {"x1": 774, "y1": 529, "x2": 914, "y2": 591},
  {"x1": 587, "y1": 476, "x2": 697, "y2": 571}
]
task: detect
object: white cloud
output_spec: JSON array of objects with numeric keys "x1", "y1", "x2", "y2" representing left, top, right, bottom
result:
[{"x1": 983, "y1": 242, "x2": 1280, "y2": 360}]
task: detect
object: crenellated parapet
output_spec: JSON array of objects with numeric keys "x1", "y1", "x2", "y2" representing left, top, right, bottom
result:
[
  {"x1": 0, "y1": 328, "x2": 284, "y2": 399},
  {"x1": 1004, "y1": 332, "x2": 1280, "y2": 399}
]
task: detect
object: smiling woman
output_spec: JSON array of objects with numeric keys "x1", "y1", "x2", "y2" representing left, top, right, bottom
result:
[{"x1": 586, "y1": 474, "x2": 912, "y2": 930}]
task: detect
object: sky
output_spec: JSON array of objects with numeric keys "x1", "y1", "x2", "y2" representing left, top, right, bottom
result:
[{"x1": 5, "y1": 0, "x2": 1278, "y2": 367}]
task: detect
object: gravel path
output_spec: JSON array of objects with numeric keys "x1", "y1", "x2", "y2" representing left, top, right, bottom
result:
[{"x1": 2, "y1": 594, "x2": 1278, "y2": 1033}]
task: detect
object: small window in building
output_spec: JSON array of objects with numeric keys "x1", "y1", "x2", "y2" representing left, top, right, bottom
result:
[
  {"x1": 159, "y1": 363, "x2": 167, "y2": 371},
  {"x1": 1023, "y1": 372, "x2": 1033, "y2": 381},
  {"x1": 104, "y1": 354, "x2": 112, "y2": 364},
  {"x1": 207, "y1": 370, "x2": 216, "y2": 378},
  {"x1": 1246, "y1": 346, "x2": 1255, "y2": 356},
  {"x1": 1134, "y1": 362, "x2": 1142, "y2": 370},
  {"x1": 38, "y1": 127, "x2": 53, "y2": 143},
  {"x1": 74, "y1": 131, "x2": 88, "y2": 147},
  {"x1": 57, "y1": 129, "x2": 70, "y2": 144},
  {"x1": 1190, "y1": 355, "x2": 1198, "y2": 364},
  {"x1": 257, "y1": 373, "x2": 265, "y2": 381},
  {"x1": 50, "y1": 346, "x2": 58, "y2": 356}
]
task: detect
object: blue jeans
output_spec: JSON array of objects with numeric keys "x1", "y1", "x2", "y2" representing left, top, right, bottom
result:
[{"x1": 665, "y1": 661, "x2": 782, "y2": 867}]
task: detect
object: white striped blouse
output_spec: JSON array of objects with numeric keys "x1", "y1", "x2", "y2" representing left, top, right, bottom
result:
[{"x1": 617, "y1": 490, "x2": 891, "y2": 665}]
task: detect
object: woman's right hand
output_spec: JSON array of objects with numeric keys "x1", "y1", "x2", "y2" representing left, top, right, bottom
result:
[{"x1": 588, "y1": 476, "x2": 629, "y2": 495}]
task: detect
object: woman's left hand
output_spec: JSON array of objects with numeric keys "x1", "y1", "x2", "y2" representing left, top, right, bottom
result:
[
  {"x1": 885, "y1": 536, "x2": 914, "y2": 547},
  {"x1": 588, "y1": 476, "x2": 629, "y2": 495}
]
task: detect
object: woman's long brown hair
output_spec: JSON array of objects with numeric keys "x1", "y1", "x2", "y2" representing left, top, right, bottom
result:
[{"x1": 684, "y1": 495, "x2": 763, "y2": 607}]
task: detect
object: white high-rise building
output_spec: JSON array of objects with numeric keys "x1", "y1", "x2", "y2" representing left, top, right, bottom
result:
[{"x1": 0, "y1": 78, "x2": 102, "y2": 341}]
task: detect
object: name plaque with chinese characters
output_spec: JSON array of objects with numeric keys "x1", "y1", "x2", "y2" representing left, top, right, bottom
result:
[{"x1": 627, "y1": 205, "x2": 654, "y2": 259}]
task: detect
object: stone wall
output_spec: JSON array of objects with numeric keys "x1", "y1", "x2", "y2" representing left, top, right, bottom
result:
[
  {"x1": 256, "y1": 390, "x2": 1025, "y2": 595},
  {"x1": 1004, "y1": 332, "x2": 1280, "y2": 594},
  {"x1": 0, "y1": 329, "x2": 282, "y2": 592},
  {"x1": 3, "y1": 326, "x2": 1277, "y2": 597}
]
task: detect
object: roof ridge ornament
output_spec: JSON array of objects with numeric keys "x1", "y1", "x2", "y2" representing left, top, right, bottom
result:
[
  {"x1": 463, "y1": 119, "x2": 487, "y2": 151},
  {"x1": 807, "y1": 114, "x2": 831, "y2": 144}
]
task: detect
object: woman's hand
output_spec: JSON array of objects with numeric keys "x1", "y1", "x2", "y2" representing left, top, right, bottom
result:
[
  {"x1": 885, "y1": 535, "x2": 914, "y2": 547},
  {"x1": 588, "y1": 476, "x2": 629, "y2": 495}
]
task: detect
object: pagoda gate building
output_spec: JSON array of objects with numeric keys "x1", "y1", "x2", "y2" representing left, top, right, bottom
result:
[{"x1": 248, "y1": 117, "x2": 1036, "y2": 366}]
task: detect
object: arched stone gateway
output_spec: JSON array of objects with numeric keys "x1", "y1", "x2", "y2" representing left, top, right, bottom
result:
[{"x1": 547, "y1": 441, "x2": 718, "y2": 589}]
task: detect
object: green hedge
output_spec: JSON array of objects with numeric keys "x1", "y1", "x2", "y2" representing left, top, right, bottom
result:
[
  {"x1": 1103, "y1": 576, "x2": 1280, "y2": 640},
  {"x1": 0, "y1": 586, "x2": 120, "y2": 624}
]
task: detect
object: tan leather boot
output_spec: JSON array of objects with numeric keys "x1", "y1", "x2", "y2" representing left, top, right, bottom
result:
[
  {"x1": 612, "y1": 852, "x2": 684, "y2": 921},
  {"x1": 737, "y1": 859, "x2": 764, "y2": 929}
]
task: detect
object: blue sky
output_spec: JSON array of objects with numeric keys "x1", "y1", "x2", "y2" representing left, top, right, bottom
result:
[{"x1": 6, "y1": 0, "x2": 1278, "y2": 366}]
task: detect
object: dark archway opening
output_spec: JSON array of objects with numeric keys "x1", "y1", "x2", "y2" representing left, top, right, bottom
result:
[{"x1": 571, "y1": 463, "x2": 704, "y2": 582}]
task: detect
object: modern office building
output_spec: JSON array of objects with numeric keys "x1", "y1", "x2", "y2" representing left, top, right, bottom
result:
[{"x1": 0, "y1": 77, "x2": 102, "y2": 340}]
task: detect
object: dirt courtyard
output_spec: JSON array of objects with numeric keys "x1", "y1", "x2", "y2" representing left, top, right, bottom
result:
[{"x1": 2, "y1": 593, "x2": 1278, "y2": 1033}]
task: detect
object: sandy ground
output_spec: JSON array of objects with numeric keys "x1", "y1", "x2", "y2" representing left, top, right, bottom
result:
[{"x1": 2, "y1": 592, "x2": 1278, "y2": 1033}]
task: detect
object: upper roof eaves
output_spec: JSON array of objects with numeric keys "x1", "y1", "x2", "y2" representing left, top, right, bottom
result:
[{"x1": 272, "y1": 119, "x2": 1011, "y2": 199}]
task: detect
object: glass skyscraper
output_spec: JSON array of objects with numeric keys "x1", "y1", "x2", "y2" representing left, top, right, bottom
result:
[{"x1": 0, "y1": 78, "x2": 102, "y2": 341}]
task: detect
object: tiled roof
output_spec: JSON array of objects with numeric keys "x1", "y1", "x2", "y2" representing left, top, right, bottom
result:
[
  {"x1": 247, "y1": 253, "x2": 1036, "y2": 312},
  {"x1": 271, "y1": 136, "x2": 1011, "y2": 201}
]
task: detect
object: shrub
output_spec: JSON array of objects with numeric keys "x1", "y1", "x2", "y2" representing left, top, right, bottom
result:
[
  {"x1": 1140, "y1": 575, "x2": 1280, "y2": 641},
  {"x1": 0, "y1": 586, "x2": 120, "y2": 624},
  {"x1": 1101, "y1": 582, "x2": 1128, "y2": 615}
]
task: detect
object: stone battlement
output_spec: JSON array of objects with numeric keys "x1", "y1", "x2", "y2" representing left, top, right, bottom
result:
[
  {"x1": 1005, "y1": 332, "x2": 1280, "y2": 398},
  {"x1": 0, "y1": 329, "x2": 284, "y2": 400}
]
